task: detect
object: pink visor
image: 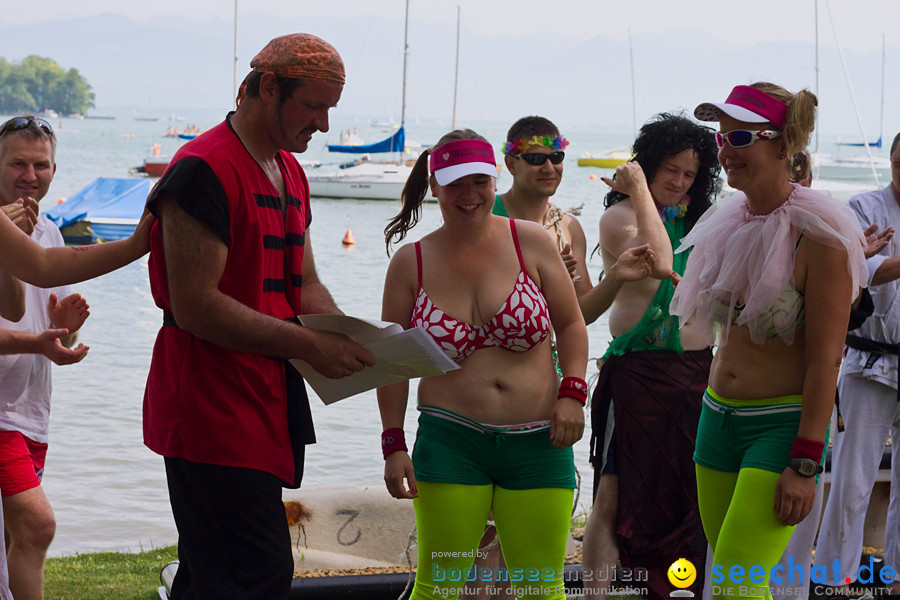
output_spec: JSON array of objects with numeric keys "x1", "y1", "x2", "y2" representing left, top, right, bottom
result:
[
  {"x1": 694, "y1": 85, "x2": 788, "y2": 130},
  {"x1": 430, "y1": 139, "x2": 497, "y2": 186}
]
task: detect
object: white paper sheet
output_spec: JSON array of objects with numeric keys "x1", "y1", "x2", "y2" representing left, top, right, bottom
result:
[{"x1": 290, "y1": 314, "x2": 459, "y2": 404}]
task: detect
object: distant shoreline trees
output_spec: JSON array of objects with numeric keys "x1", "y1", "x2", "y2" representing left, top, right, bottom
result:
[{"x1": 0, "y1": 55, "x2": 95, "y2": 116}]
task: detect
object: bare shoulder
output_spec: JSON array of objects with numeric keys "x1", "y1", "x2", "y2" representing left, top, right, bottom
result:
[
  {"x1": 599, "y1": 200, "x2": 638, "y2": 249},
  {"x1": 795, "y1": 235, "x2": 852, "y2": 294},
  {"x1": 383, "y1": 243, "x2": 420, "y2": 324},
  {"x1": 599, "y1": 199, "x2": 635, "y2": 229},
  {"x1": 800, "y1": 235, "x2": 851, "y2": 270},
  {"x1": 512, "y1": 218, "x2": 557, "y2": 250},
  {"x1": 562, "y1": 213, "x2": 587, "y2": 239},
  {"x1": 387, "y1": 242, "x2": 418, "y2": 277}
]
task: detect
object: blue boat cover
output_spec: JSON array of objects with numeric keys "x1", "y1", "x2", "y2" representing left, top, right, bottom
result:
[
  {"x1": 836, "y1": 136, "x2": 882, "y2": 148},
  {"x1": 328, "y1": 127, "x2": 405, "y2": 154},
  {"x1": 45, "y1": 177, "x2": 151, "y2": 229}
]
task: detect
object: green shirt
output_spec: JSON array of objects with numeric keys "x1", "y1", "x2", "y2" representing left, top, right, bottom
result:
[{"x1": 492, "y1": 194, "x2": 509, "y2": 217}]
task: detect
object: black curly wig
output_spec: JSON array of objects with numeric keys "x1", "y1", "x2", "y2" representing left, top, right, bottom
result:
[{"x1": 604, "y1": 112, "x2": 721, "y2": 231}]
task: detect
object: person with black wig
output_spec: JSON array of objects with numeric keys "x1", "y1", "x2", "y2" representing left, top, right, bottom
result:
[{"x1": 581, "y1": 113, "x2": 720, "y2": 600}]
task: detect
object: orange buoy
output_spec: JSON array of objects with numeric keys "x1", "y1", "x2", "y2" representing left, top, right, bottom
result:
[
  {"x1": 589, "y1": 174, "x2": 598, "y2": 180},
  {"x1": 342, "y1": 228, "x2": 356, "y2": 246}
]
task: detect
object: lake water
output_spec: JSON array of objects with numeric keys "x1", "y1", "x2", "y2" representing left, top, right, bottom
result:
[{"x1": 34, "y1": 113, "x2": 886, "y2": 557}]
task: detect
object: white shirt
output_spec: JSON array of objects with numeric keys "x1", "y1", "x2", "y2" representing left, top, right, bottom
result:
[
  {"x1": 844, "y1": 184, "x2": 900, "y2": 388},
  {"x1": 0, "y1": 215, "x2": 72, "y2": 443}
]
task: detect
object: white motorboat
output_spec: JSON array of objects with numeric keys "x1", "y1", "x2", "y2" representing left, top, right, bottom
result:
[
  {"x1": 306, "y1": 160, "x2": 412, "y2": 201},
  {"x1": 306, "y1": 0, "x2": 419, "y2": 201}
]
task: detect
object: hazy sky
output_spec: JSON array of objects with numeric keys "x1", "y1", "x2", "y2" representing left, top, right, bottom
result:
[
  {"x1": 6, "y1": 0, "x2": 895, "y2": 54},
  {"x1": 2, "y1": 0, "x2": 895, "y2": 138}
]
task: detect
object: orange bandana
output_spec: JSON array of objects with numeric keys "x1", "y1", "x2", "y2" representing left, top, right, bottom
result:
[{"x1": 250, "y1": 33, "x2": 345, "y2": 85}]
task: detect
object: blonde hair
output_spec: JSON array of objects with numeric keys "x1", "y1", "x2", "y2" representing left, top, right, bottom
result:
[{"x1": 750, "y1": 82, "x2": 817, "y2": 158}]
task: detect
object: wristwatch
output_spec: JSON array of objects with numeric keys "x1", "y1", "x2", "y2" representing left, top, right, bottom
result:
[{"x1": 789, "y1": 458, "x2": 824, "y2": 477}]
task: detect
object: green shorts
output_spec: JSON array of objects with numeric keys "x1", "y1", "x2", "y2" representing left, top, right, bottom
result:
[
  {"x1": 412, "y1": 406, "x2": 576, "y2": 490},
  {"x1": 693, "y1": 388, "x2": 803, "y2": 475}
]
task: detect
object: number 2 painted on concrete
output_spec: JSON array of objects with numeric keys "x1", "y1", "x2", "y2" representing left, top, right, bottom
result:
[{"x1": 336, "y1": 509, "x2": 361, "y2": 546}]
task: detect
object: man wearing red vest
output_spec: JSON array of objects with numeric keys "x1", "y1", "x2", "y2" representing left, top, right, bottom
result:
[{"x1": 143, "y1": 34, "x2": 374, "y2": 600}]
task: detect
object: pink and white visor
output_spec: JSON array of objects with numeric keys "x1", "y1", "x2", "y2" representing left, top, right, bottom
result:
[
  {"x1": 430, "y1": 139, "x2": 497, "y2": 186},
  {"x1": 694, "y1": 85, "x2": 788, "y2": 130}
]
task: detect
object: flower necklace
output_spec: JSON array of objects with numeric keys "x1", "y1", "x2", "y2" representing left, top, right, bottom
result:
[{"x1": 657, "y1": 194, "x2": 690, "y2": 223}]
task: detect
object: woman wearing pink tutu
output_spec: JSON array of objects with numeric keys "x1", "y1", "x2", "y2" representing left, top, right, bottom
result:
[{"x1": 670, "y1": 82, "x2": 868, "y2": 600}]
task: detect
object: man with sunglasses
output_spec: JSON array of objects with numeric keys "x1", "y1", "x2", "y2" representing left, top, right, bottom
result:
[
  {"x1": 495, "y1": 116, "x2": 593, "y2": 296},
  {"x1": 0, "y1": 114, "x2": 92, "y2": 600},
  {"x1": 480, "y1": 117, "x2": 655, "y2": 598},
  {"x1": 142, "y1": 34, "x2": 374, "y2": 600}
]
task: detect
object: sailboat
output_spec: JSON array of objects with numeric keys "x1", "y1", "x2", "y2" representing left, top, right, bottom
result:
[
  {"x1": 814, "y1": 29, "x2": 890, "y2": 183},
  {"x1": 810, "y1": 3, "x2": 890, "y2": 185},
  {"x1": 305, "y1": 0, "x2": 416, "y2": 201},
  {"x1": 578, "y1": 30, "x2": 636, "y2": 170}
]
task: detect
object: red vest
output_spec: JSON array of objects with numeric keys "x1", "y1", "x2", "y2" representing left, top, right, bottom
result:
[{"x1": 143, "y1": 119, "x2": 313, "y2": 484}]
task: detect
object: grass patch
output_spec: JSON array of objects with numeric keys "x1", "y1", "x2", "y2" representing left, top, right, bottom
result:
[
  {"x1": 42, "y1": 517, "x2": 597, "y2": 599},
  {"x1": 44, "y1": 544, "x2": 177, "y2": 600}
]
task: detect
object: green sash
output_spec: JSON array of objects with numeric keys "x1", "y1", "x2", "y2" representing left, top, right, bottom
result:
[{"x1": 603, "y1": 218, "x2": 689, "y2": 358}]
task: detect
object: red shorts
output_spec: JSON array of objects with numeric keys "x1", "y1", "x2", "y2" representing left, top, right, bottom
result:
[{"x1": 0, "y1": 430, "x2": 47, "y2": 497}]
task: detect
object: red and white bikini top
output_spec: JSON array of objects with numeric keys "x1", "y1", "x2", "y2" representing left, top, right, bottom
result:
[{"x1": 410, "y1": 219, "x2": 551, "y2": 363}]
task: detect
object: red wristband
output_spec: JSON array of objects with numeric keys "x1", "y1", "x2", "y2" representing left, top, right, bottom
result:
[
  {"x1": 558, "y1": 376, "x2": 588, "y2": 407},
  {"x1": 789, "y1": 436, "x2": 825, "y2": 461},
  {"x1": 381, "y1": 427, "x2": 407, "y2": 459}
]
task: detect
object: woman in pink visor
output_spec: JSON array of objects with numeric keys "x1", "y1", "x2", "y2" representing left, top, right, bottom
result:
[
  {"x1": 669, "y1": 83, "x2": 868, "y2": 599},
  {"x1": 378, "y1": 129, "x2": 588, "y2": 600}
]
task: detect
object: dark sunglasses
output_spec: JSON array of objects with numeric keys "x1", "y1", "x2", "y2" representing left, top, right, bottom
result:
[
  {"x1": 715, "y1": 129, "x2": 781, "y2": 149},
  {"x1": 0, "y1": 116, "x2": 54, "y2": 137},
  {"x1": 515, "y1": 151, "x2": 565, "y2": 166}
]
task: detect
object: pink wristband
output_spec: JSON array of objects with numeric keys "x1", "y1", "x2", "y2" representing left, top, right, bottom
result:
[
  {"x1": 381, "y1": 427, "x2": 407, "y2": 459},
  {"x1": 789, "y1": 436, "x2": 825, "y2": 461},
  {"x1": 558, "y1": 376, "x2": 588, "y2": 407}
]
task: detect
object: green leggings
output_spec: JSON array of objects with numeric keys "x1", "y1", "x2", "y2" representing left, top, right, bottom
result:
[
  {"x1": 697, "y1": 466, "x2": 795, "y2": 600},
  {"x1": 411, "y1": 481, "x2": 573, "y2": 600}
]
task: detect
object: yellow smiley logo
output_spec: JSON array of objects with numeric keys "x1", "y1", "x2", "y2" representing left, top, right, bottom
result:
[{"x1": 667, "y1": 558, "x2": 697, "y2": 589}]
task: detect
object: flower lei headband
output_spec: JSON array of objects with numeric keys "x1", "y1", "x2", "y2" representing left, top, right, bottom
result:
[{"x1": 502, "y1": 134, "x2": 570, "y2": 155}]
